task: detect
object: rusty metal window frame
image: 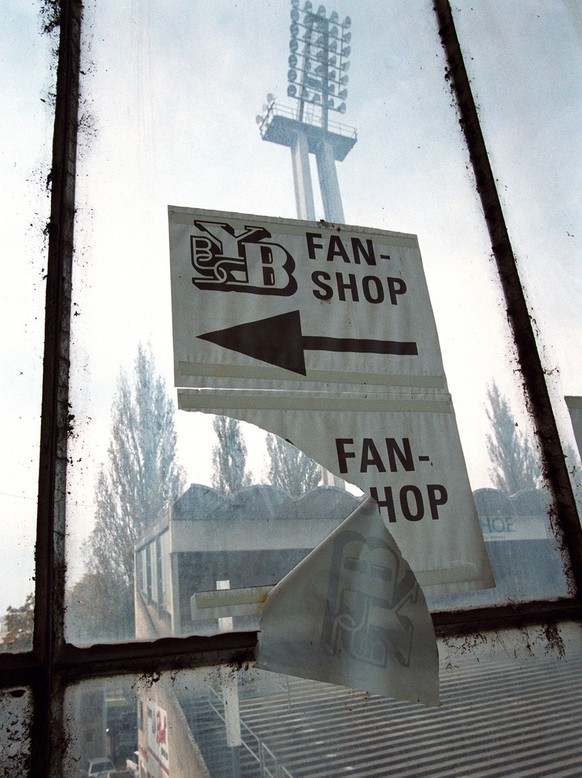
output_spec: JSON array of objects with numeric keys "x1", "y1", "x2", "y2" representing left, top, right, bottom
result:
[{"x1": 0, "y1": 1, "x2": 580, "y2": 774}]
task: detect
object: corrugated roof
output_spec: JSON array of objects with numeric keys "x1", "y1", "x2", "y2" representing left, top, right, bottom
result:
[{"x1": 181, "y1": 654, "x2": 582, "y2": 777}]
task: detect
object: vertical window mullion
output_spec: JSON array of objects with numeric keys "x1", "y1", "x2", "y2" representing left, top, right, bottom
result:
[{"x1": 32, "y1": 1, "x2": 82, "y2": 775}]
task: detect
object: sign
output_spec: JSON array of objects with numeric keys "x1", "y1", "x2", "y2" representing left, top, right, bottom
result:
[
  {"x1": 257, "y1": 498, "x2": 439, "y2": 705},
  {"x1": 169, "y1": 207, "x2": 445, "y2": 390},
  {"x1": 169, "y1": 207, "x2": 493, "y2": 594},
  {"x1": 480, "y1": 513, "x2": 550, "y2": 541},
  {"x1": 146, "y1": 702, "x2": 170, "y2": 776},
  {"x1": 178, "y1": 397, "x2": 491, "y2": 592}
]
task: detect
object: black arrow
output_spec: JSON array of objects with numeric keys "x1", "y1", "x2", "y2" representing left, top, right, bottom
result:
[{"x1": 197, "y1": 310, "x2": 417, "y2": 376}]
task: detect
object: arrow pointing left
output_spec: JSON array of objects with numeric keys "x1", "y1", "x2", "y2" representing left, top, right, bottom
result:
[{"x1": 198, "y1": 311, "x2": 417, "y2": 376}]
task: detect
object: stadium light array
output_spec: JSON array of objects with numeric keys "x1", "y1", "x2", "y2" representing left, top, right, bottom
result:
[{"x1": 287, "y1": 1, "x2": 352, "y2": 126}]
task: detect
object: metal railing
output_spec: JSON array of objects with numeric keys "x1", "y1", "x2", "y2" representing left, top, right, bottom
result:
[
  {"x1": 259, "y1": 101, "x2": 357, "y2": 141},
  {"x1": 206, "y1": 683, "x2": 294, "y2": 778}
]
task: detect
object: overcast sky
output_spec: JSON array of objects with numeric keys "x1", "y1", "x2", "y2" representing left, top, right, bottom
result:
[
  {"x1": 0, "y1": 2, "x2": 55, "y2": 616},
  {"x1": 1, "y1": 0, "x2": 580, "y2": 614}
]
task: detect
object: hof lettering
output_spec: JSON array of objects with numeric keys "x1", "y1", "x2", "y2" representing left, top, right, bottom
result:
[
  {"x1": 335, "y1": 437, "x2": 448, "y2": 523},
  {"x1": 481, "y1": 515, "x2": 515, "y2": 535}
]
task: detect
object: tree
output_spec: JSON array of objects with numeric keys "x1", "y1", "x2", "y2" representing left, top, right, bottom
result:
[
  {"x1": 81, "y1": 344, "x2": 185, "y2": 641},
  {"x1": 211, "y1": 415, "x2": 252, "y2": 494},
  {"x1": 485, "y1": 381, "x2": 541, "y2": 494},
  {"x1": 1, "y1": 593, "x2": 34, "y2": 653},
  {"x1": 264, "y1": 433, "x2": 322, "y2": 495},
  {"x1": 66, "y1": 572, "x2": 122, "y2": 645}
]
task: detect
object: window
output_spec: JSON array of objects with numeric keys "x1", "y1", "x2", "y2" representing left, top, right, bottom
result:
[{"x1": 2, "y1": 1, "x2": 582, "y2": 775}]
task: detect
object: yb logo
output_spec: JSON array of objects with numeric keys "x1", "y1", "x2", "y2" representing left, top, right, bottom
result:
[
  {"x1": 321, "y1": 529, "x2": 418, "y2": 668},
  {"x1": 190, "y1": 220, "x2": 297, "y2": 296}
]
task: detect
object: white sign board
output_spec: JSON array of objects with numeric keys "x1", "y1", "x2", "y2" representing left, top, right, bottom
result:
[
  {"x1": 169, "y1": 207, "x2": 493, "y2": 594},
  {"x1": 146, "y1": 702, "x2": 170, "y2": 776},
  {"x1": 170, "y1": 206, "x2": 446, "y2": 391}
]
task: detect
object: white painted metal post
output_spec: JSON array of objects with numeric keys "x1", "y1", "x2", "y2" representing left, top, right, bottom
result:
[
  {"x1": 291, "y1": 129, "x2": 316, "y2": 220},
  {"x1": 315, "y1": 136, "x2": 345, "y2": 223}
]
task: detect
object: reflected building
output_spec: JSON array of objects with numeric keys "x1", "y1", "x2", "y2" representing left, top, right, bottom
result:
[{"x1": 135, "y1": 484, "x2": 361, "y2": 641}]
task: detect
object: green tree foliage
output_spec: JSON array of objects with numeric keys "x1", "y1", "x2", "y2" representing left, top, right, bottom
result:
[
  {"x1": 1, "y1": 593, "x2": 34, "y2": 652},
  {"x1": 265, "y1": 433, "x2": 322, "y2": 495},
  {"x1": 79, "y1": 344, "x2": 185, "y2": 641},
  {"x1": 485, "y1": 381, "x2": 541, "y2": 494},
  {"x1": 66, "y1": 572, "x2": 125, "y2": 645},
  {"x1": 211, "y1": 415, "x2": 252, "y2": 494}
]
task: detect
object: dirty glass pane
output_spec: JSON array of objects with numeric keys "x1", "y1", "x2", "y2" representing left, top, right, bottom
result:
[
  {"x1": 67, "y1": 0, "x2": 568, "y2": 646},
  {"x1": 428, "y1": 485, "x2": 566, "y2": 610},
  {"x1": 0, "y1": 687, "x2": 32, "y2": 775},
  {"x1": 452, "y1": 1, "x2": 582, "y2": 510},
  {"x1": 0, "y1": 3, "x2": 56, "y2": 650},
  {"x1": 64, "y1": 678, "x2": 137, "y2": 776},
  {"x1": 64, "y1": 623, "x2": 582, "y2": 776}
]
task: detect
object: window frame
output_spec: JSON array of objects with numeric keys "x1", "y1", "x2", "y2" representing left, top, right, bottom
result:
[{"x1": 1, "y1": 1, "x2": 581, "y2": 774}]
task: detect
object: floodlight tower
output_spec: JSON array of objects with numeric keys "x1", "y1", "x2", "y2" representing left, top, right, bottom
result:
[{"x1": 256, "y1": 1, "x2": 356, "y2": 223}]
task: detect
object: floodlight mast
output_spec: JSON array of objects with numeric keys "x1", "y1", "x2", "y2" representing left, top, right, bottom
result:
[{"x1": 257, "y1": 1, "x2": 356, "y2": 223}]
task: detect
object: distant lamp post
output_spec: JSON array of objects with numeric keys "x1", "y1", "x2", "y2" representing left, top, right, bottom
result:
[
  {"x1": 256, "y1": 2, "x2": 354, "y2": 489},
  {"x1": 257, "y1": 1, "x2": 357, "y2": 223}
]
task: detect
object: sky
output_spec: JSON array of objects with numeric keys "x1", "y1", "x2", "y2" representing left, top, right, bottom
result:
[
  {"x1": 0, "y1": 2, "x2": 56, "y2": 616},
  {"x1": 1, "y1": 0, "x2": 581, "y2": 616}
]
